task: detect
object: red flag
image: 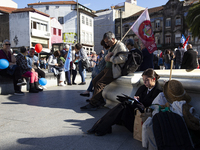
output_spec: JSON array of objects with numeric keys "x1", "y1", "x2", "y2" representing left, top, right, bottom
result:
[
  {"x1": 183, "y1": 36, "x2": 190, "y2": 49},
  {"x1": 131, "y1": 8, "x2": 157, "y2": 54}
]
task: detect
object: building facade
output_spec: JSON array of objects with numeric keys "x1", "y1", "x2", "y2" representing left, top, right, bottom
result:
[
  {"x1": 51, "y1": 17, "x2": 63, "y2": 46},
  {"x1": 9, "y1": 8, "x2": 51, "y2": 53},
  {"x1": 0, "y1": 6, "x2": 17, "y2": 47},
  {"x1": 28, "y1": 1, "x2": 96, "y2": 54},
  {"x1": 94, "y1": 9, "x2": 116, "y2": 53},
  {"x1": 115, "y1": 0, "x2": 200, "y2": 53},
  {"x1": 93, "y1": 0, "x2": 144, "y2": 54}
]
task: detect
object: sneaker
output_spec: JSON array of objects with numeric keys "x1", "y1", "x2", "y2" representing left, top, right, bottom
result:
[
  {"x1": 41, "y1": 85, "x2": 47, "y2": 89},
  {"x1": 14, "y1": 91, "x2": 24, "y2": 96},
  {"x1": 80, "y1": 92, "x2": 90, "y2": 97},
  {"x1": 78, "y1": 82, "x2": 86, "y2": 85},
  {"x1": 58, "y1": 82, "x2": 66, "y2": 86},
  {"x1": 17, "y1": 79, "x2": 26, "y2": 86},
  {"x1": 38, "y1": 85, "x2": 47, "y2": 89}
]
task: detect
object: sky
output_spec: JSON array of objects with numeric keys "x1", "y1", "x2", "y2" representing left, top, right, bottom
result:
[{"x1": 13, "y1": 0, "x2": 184, "y2": 10}]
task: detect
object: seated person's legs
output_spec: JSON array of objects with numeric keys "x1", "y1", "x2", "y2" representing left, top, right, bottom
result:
[
  {"x1": 22, "y1": 71, "x2": 39, "y2": 93},
  {"x1": 58, "y1": 71, "x2": 66, "y2": 86}
]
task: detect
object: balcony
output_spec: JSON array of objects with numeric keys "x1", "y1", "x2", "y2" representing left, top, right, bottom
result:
[{"x1": 31, "y1": 29, "x2": 51, "y2": 39}]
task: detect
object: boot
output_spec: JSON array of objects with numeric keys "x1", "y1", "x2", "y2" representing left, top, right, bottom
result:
[
  {"x1": 34, "y1": 82, "x2": 43, "y2": 92},
  {"x1": 29, "y1": 83, "x2": 39, "y2": 93}
]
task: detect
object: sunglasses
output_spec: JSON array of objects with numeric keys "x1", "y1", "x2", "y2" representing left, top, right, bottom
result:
[{"x1": 5, "y1": 44, "x2": 11, "y2": 46}]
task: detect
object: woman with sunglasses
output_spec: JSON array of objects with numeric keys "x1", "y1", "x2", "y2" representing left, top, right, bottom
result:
[{"x1": 0, "y1": 39, "x2": 26, "y2": 95}]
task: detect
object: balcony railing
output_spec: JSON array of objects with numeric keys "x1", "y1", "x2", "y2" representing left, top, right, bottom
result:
[{"x1": 31, "y1": 29, "x2": 51, "y2": 39}]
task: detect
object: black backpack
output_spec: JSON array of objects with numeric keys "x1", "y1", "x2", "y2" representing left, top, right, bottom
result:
[
  {"x1": 115, "y1": 49, "x2": 143, "y2": 76},
  {"x1": 153, "y1": 111, "x2": 194, "y2": 150}
]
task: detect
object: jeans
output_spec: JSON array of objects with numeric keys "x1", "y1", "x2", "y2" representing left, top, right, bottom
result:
[
  {"x1": 175, "y1": 63, "x2": 181, "y2": 69},
  {"x1": 71, "y1": 69, "x2": 77, "y2": 83},
  {"x1": 78, "y1": 61, "x2": 85, "y2": 83},
  {"x1": 164, "y1": 63, "x2": 171, "y2": 69},
  {"x1": 87, "y1": 77, "x2": 94, "y2": 92},
  {"x1": 22, "y1": 71, "x2": 38, "y2": 83},
  {"x1": 65, "y1": 71, "x2": 71, "y2": 84}
]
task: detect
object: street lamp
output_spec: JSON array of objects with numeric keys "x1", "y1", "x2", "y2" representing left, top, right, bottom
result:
[{"x1": 77, "y1": 0, "x2": 79, "y2": 43}]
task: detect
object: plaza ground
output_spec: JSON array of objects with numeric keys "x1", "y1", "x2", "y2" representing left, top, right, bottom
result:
[{"x1": 0, "y1": 73, "x2": 145, "y2": 150}]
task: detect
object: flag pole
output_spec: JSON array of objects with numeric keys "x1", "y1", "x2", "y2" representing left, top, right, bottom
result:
[
  {"x1": 169, "y1": 60, "x2": 173, "y2": 80},
  {"x1": 121, "y1": 8, "x2": 148, "y2": 42},
  {"x1": 121, "y1": 27, "x2": 133, "y2": 42}
]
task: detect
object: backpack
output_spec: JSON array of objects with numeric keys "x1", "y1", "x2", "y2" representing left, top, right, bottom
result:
[
  {"x1": 115, "y1": 49, "x2": 143, "y2": 76},
  {"x1": 152, "y1": 111, "x2": 194, "y2": 150}
]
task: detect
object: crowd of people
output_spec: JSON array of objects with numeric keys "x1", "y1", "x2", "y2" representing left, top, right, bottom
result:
[
  {"x1": 0, "y1": 31, "x2": 200, "y2": 149},
  {"x1": 154, "y1": 43, "x2": 199, "y2": 70},
  {"x1": 77, "y1": 32, "x2": 199, "y2": 149}
]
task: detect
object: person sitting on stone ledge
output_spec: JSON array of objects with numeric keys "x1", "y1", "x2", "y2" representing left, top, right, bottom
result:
[
  {"x1": 80, "y1": 39, "x2": 110, "y2": 98},
  {"x1": 87, "y1": 68, "x2": 162, "y2": 136},
  {"x1": 16, "y1": 46, "x2": 43, "y2": 93},
  {"x1": 27, "y1": 48, "x2": 46, "y2": 89},
  {"x1": 0, "y1": 39, "x2": 26, "y2": 96},
  {"x1": 80, "y1": 31, "x2": 128, "y2": 111},
  {"x1": 48, "y1": 50, "x2": 66, "y2": 86}
]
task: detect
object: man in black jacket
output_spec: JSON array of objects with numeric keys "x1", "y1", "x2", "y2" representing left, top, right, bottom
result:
[{"x1": 181, "y1": 44, "x2": 198, "y2": 69}]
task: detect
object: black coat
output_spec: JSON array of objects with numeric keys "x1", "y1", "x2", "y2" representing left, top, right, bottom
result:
[
  {"x1": 140, "y1": 48, "x2": 154, "y2": 71},
  {"x1": 134, "y1": 82, "x2": 162, "y2": 107},
  {"x1": 88, "y1": 82, "x2": 162, "y2": 135},
  {"x1": 121, "y1": 81, "x2": 162, "y2": 132},
  {"x1": 181, "y1": 49, "x2": 198, "y2": 69}
]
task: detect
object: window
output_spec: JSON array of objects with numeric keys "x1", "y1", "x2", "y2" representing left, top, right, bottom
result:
[
  {"x1": 58, "y1": 29, "x2": 61, "y2": 36},
  {"x1": 175, "y1": 33, "x2": 181, "y2": 43},
  {"x1": 86, "y1": 33, "x2": 89, "y2": 43},
  {"x1": 89, "y1": 33, "x2": 92, "y2": 43},
  {"x1": 155, "y1": 20, "x2": 160, "y2": 29},
  {"x1": 55, "y1": 6, "x2": 59, "y2": 9},
  {"x1": 37, "y1": 22, "x2": 40, "y2": 30},
  {"x1": 165, "y1": 34, "x2": 171, "y2": 44},
  {"x1": 41, "y1": 23, "x2": 47, "y2": 31},
  {"x1": 46, "y1": 6, "x2": 49, "y2": 10},
  {"x1": 32, "y1": 21, "x2": 36, "y2": 29},
  {"x1": 53, "y1": 28, "x2": 56, "y2": 35},
  {"x1": 44, "y1": 24, "x2": 47, "y2": 31},
  {"x1": 155, "y1": 36, "x2": 160, "y2": 44},
  {"x1": 86, "y1": 17, "x2": 88, "y2": 25},
  {"x1": 166, "y1": 18, "x2": 171, "y2": 28},
  {"x1": 175, "y1": 17, "x2": 181, "y2": 26},
  {"x1": 81, "y1": 31, "x2": 85, "y2": 43},
  {"x1": 89, "y1": 19, "x2": 92, "y2": 26},
  {"x1": 117, "y1": 26, "x2": 120, "y2": 34},
  {"x1": 82, "y1": 16, "x2": 85, "y2": 24},
  {"x1": 58, "y1": 17, "x2": 64, "y2": 24}
]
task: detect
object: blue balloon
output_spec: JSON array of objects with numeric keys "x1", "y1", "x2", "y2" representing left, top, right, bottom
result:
[
  {"x1": 39, "y1": 78, "x2": 47, "y2": 86},
  {"x1": 0, "y1": 59, "x2": 9, "y2": 69}
]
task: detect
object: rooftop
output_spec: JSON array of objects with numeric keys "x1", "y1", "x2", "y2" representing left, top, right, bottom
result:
[
  {"x1": 0, "y1": 6, "x2": 17, "y2": 14},
  {"x1": 12, "y1": 7, "x2": 50, "y2": 17},
  {"x1": 28, "y1": 1, "x2": 76, "y2": 6},
  {"x1": 129, "y1": 6, "x2": 163, "y2": 18}
]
